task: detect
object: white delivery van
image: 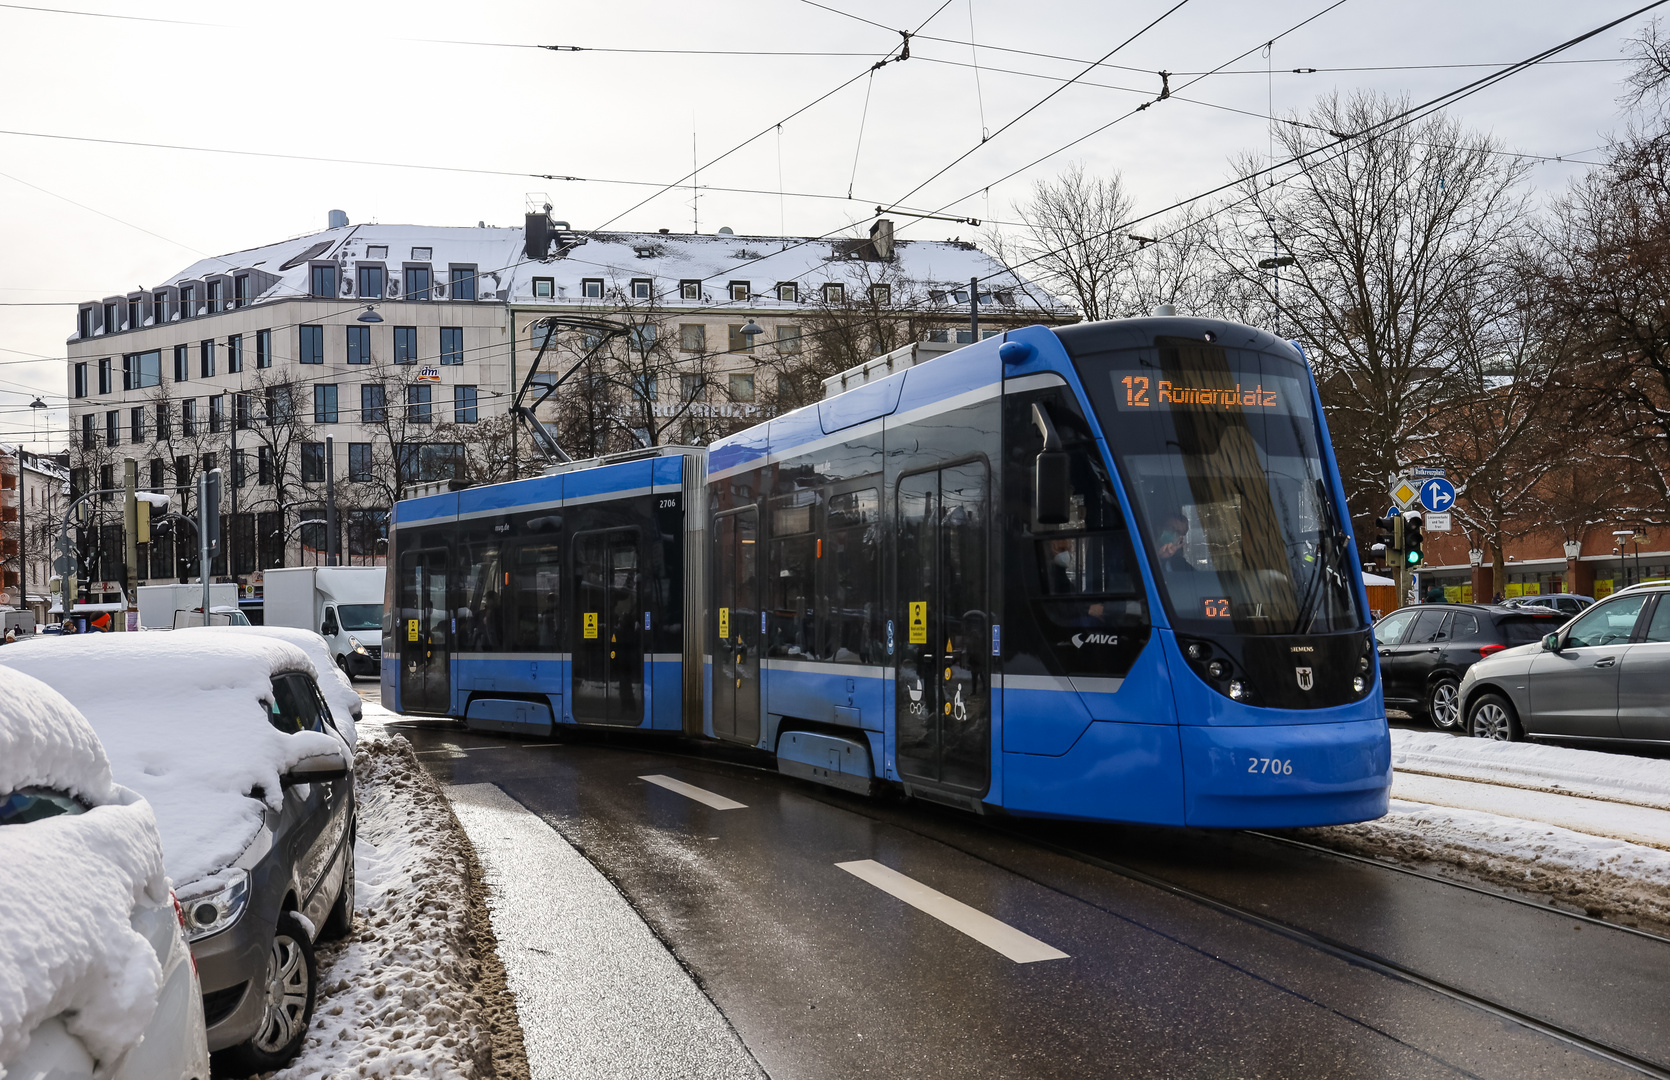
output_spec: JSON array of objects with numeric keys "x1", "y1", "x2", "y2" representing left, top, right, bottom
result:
[
  {"x1": 261, "y1": 566, "x2": 386, "y2": 677},
  {"x1": 137, "y1": 583, "x2": 249, "y2": 629}
]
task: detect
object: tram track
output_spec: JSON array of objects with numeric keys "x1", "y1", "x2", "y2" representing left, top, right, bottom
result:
[{"x1": 395, "y1": 719, "x2": 1670, "y2": 1078}]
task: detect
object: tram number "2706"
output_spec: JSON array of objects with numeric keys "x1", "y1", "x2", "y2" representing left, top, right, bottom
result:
[{"x1": 1247, "y1": 758, "x2": 1294, "y2": 775}]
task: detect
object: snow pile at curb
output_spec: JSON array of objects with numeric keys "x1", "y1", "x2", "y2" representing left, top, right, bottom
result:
[
  {"x1": 1391, "y1": 728, "x2": 1670, "y2": 810},
  {"x1": 1299, "y1": 798, "x2": 1670, "y2": 927},
  {"x1": 273, "y1": 725, "x2": 526, "y2": 1079}
]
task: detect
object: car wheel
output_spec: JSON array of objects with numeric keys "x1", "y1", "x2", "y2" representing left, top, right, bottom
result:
[
  {"x1": 1469, "y1": 692, "x2": 1523, "y2": 741},
  {"x1": 1428, "y1": 678, "x2": 1462, "y2": 731},
  {"x1": 320, "y1": 828, "x2": 355, "y2": 941},
  {"x1": 217, "y1": 911, "x2": 316, "y2": 1075}
]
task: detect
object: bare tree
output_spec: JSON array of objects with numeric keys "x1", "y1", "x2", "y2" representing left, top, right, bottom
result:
[{"x1": 997, "y1": 163, "x2": 1140, "y2": 321}]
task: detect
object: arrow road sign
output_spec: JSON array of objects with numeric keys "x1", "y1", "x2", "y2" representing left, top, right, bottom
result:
[{"x1": 1419, "y1": 478, "x2": 1456, "y2": 513}]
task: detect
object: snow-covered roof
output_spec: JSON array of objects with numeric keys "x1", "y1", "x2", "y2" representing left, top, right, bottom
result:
[
  {"x1": 92, "y1": 218, "x2": 1067, "y2": 317},
  {"x1": 0, "y1": 633, "x2": 344, "y2": 885},
  {"x1": 0, "y1": 665, "x2": 172, "y2": 1069}
]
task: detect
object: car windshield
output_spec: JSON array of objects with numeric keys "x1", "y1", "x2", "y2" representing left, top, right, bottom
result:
[
  {"x1": 337, "y1": 604, "x2": 382, "y2": 631},
  {"x1": 0, "y1": 787, "x2": 87, "y2": 824},
  {"x1": 1063, "y1": 327, "x2": 1364, "y2": 636}
]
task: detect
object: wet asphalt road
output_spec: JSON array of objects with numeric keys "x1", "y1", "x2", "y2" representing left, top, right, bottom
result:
[{"x1": 394, "y1": 720, "x2": 1670, "y2": 1080}]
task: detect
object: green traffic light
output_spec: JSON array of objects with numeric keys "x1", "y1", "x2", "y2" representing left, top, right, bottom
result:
[{"x1": 1406, "y1": 549, "x2": 1423, "y2": 566}]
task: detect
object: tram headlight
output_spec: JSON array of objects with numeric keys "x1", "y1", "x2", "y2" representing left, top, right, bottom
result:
[
  {"x1": 1358, "y1": 654, "x2": 1370, "y2": 673},
  {"x1": 1207, "y1": 659, "x2": 1230, "y2": 680},
  {"x1": 1228, "y1": 680, "x2": 1247, "y2": 700},
  {"x1": 1352, "y1": 675, "x2": 1366, "y2": 693},
  {"x1": 1186, "y1": 641, "x2": 1209, "y2": 661}
]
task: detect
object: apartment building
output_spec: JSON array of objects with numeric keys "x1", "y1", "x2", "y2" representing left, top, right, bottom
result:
[
  {"x1": 65, "y1": 208, "x2": 1066, "y2": 593},
  {"x1": 0, "y1": 444, "x2": 69, "y2": 625}
]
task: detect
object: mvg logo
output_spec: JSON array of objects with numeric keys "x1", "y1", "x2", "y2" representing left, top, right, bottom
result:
[{"x1": 1071, "y1": 632, "x2": 1121, "y2": 648}]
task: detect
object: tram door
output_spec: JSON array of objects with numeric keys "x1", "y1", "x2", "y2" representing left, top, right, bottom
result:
[
  {"x1": 712, "y1": 509, "x2": 761, "y2": 744},
  {"x1": 397, "y1": 548, "x2": 450, "y2": 714},
  {"x1": 573, "y1": 530, "x2": 643, "y2": 725},
  {"x1": 895, "y1": 463, "x2": 991, "y2": 792}
]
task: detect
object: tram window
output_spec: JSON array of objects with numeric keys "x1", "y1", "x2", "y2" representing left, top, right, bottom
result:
[
  {"x1": 768, "y1": 490, "x2": 817, "y2": 657},
  {"x1": 460, "y1": 541, "x2": 505, "y2": 651},
  {"x1": 510, "y1": 543, "x2": 562, "y2": 651},
  {"x1": 822, "y1": 488, "x2": 879, "y2": 663}
]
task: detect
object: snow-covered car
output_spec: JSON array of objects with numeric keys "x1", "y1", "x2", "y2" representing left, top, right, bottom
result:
[
  {"x1": 0, "y1": 634, "x2": 356, "y2": 1076},
  {"x1": 0, "y1": 665, "x2": 210, "y2": 1080},
  {"x1": 180, "y1": 624, "x2": 363, "y2": 753},
  {"x1": 1459, "y1": 583, "x2": 1670, "y2": 742}
]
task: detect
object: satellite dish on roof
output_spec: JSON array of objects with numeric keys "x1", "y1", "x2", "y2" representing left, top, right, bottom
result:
[{"x1": 718, "y1": 226, "x2": 734, "y2": 235}]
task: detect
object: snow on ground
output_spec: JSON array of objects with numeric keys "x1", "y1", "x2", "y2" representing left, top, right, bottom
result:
[
  {"x1": 0, "y1": 666, "x2": 171, "y2": 1070},
  {"x1": 273, "y1": 720, "x2": 528, "y2": 1080},
  {"x1": 1299, "y1": 728, "x2": 1670, "y2": 929}
]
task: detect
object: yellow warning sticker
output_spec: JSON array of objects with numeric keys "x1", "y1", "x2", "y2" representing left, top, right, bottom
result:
[
  {"x1": 909, "y1": 601, "x2": 928, "y2": 644},
  {"x1": 719, "y1": 606, "x2": 730, "y2": 640},
  {"x1": 407, "y1": 618, "x2": 419, "y2": 642},
  {"x1": 583, "y1": 612, "x2": 599, "y2": 639}
]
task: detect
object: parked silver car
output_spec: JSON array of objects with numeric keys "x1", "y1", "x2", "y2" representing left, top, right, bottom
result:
[
  {"x1": 1458, "y1": 583, "x2": 1670, "y2": 742},
  {"x1": 0, "y1": 635, "x2": 355, "y2": 1076}
]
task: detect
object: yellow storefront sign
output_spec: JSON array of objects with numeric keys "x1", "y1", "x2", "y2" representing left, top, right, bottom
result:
[
  {"x1": 583, "y1": 612, "x2": 599, "y2": 639},
  {"x1": 718, "y1": 607, "x2": 730, "y2": 640},
  {"x1": 909, "y1": 601, "x2": 928, "y2": 644},
  {"x1": 406, "y1": 618, "x2": 419, "y2": 641}
]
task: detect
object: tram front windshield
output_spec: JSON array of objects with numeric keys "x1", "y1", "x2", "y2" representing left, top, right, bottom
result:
[{"x1": 1068, "y1": 330, "x2": 1364, "y2": 637}]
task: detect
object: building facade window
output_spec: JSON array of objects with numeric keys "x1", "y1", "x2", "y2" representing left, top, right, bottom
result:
[
  {"x1": 454, "y1": 384, "x2": 478, "y2": 423},
  {"x1": 314, "y1": 384, "x2": 338, "y2": 424},
  {"x1": 153, "y1": 291, "x2": 170, "y2": 323},
  {"x1": 393, "y1": 326, "x2": 417, "y2": 364},
  {"x1": 300, "y1": 325, "x2": 325, "y2": 365},
  {"x1": 127, "y1": 297, "x2": 142, "y2": 330},
  {"x1": 777, "y1": 282, "x2": 798, "y2": 302},
  {"x1": 178, "y1": 284, "x2": 196, "y2": 318},
  {"x1": 631, "y1": 278, "x2": 652, "y2": 300},
  {"x1": 256, "y1": 328, "x2": 272, "y2": 369},
  {"x1": 74, "y1": 362, "x2": 88, "y2": 398},
  {"x1": 99, "y1": 464, "x2": 113, "y2": 502},
  {"x1": 156, "y1": 406, "x2": 170, "y2": 441},
  {"x1": 823, "y1": 282, "x2": 845, "y2": 303},
  {"x1": 361, "y1": 384, "x2": 386, "y2": 423},
  {"x1": 729, "y1": 373, "x2": 756, "y2": 402},
  {"x1": 630, "y1": 323, "x2": 656, "y2": 350},
  {"x1": 729, "y1": 281, "x2": 750, "y2": 301},
  {"x1": 207, "y1": 280, "x2": 224, "y2": 314},
  {"x1": 226, "y1": 334, "x2": 243, "y2": 374},
  {"x1": 449, "y1": 265, "x2": 477, "y2": 301},
  {"x1": 105, "y1": 410, "x2": 118, "y2": 446},
  {"x1": 404, "y1": 265, "x2": 431, "y2": 300},
  {"x1": 346, "y1": 325, "x2": 370, "y2": 365},
  {"x1": 78, "y1": 307, "x2": 94, "y2": 339},
  {"x1": 680, "y1": 280, "x2": 701, "y2": 300},
  {"x1": 581, "y1": 278, "x2": 603, "y2": 299},
  {"x1": 679, "y1": 324, "x2": 705, "y2": 352},
  {"x1": 172, "y1": 344, "x2": 187, "y2": 382},
  {"x1": 348, "y1": 443, "x2": 374, "y2": 482},
  {"x1": 181, "y1": 399, "x2": 196, "y2": 437},
  {"x1": 632, "y1": 374, "x2": 657, "y2": 401},
  {"x1": 728, "y1": 325, "x2": 754, "y2": 353},
  {"x1": 440, "y1": 326, "x2": 463, "y2": 365},
  {"x1": 149, "y1": 459, "x2": 165, "y2": 491},
  {"x1": 533, "y1": 277, "x2": 554, "y2": 298},
  {"x1": 681, "y1": 374, "x2": 705, "y2": 401},
  {"x1": 98, "y1": 358, "x2": 111, "y2": 395},
  {"x1": 257, "y1": 445, "x2": 273, "y2": 485},
  {"x1": 301, "y1": 442, "x2": 325, "y2": 484},
  {"x1": 209, "y1": 395, "x2": 224, "y2": 433},
  {"x1": 310, "y1": 263, "x2": 337, "y2": 298},
  {"x1": 234, "y1": 392, "x2": 251, "y2": 430},
  {"x1": 199, "y1": 339, "x2": 215, "y2": 378},
  {"x1": 358, "y1": 264, "x2": 384, "y2": 299},
  {"x1": 406, "y1": 384, "x2": 432, "y2": 424},
  {"x1": 80, "y1": 413, "x2": 95, "y2": 450},
  {"x1": 777, "y1": 325, "x2": 802, "y2": 354},
  {"x1": 231, "y1": 450, "x2": 247, "y2": 488},
  {"x1": 173, "y1": 455, "x2": 191, "y2": 494},
  {"x1": 234, "y1": 274, "x2": 249, "y2": 308},
  {"x1": 870, "y1": 283, "x2": 890, "y2": 305}
]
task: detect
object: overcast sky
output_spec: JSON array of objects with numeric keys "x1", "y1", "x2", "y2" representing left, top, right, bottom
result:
[{"x1": 0, "y1": 0, "x2": 1656, "y2": 451}]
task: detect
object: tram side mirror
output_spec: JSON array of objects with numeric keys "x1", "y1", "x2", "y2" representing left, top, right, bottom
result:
[
  {"x1": 1034, "y1": 452, "x2": 1072, "y2": 525},
  {"x1": 1030, "y1": 401, "x2": 1072, "y2": 525}
]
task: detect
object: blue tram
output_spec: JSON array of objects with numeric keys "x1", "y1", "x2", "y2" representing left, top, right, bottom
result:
[{"x1": 383, "y1": 317, "x2": 1392, "y2": 827}]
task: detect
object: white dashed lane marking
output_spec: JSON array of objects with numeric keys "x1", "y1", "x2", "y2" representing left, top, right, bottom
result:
[
  {"x1": 639, "y1": 774, "x2": 748, "y2": 810},
  {"x1": 836, "y1": 859, "x2": 1070, "y2": 964}
]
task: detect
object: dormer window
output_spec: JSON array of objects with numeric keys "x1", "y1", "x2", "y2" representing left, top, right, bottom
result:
[
  {"x1": 127, "y1": 297, "x2": 142, "y2": 329},
  {"x1": 207, "y1": 279, "x2": 225, "y2": 313},
  {"x1": 680, "y1": 280, "x2": 701, "y2": 300},
  {"x1": 358, "y1": 264, "x2": 385, "y2": 299},
  {"x1": 405, "y1": 264, "x2": 431, "y2": 300},
  {"x1": 533, "y1": 277, "x2": 554, "y2": 298},
  {"x1": 869, "y1": 283, "x2": 890, "y2": 306},
  {"x1": 234, "y1": 274, "x2": 250, "y2": 308},
  {"x1": 77, "y1": 306, "x2": 94, "y2": 339},
  {"x1": 776, "y1": 282, "x2": 798, "y2": 302},
  {"x1": 728, "y1": 281, "x2": 750, "y2": 302},
  {"x1": 309, "y1": 264, "x2": 337, "y2": 299},
  {"x1": 179, "y1": 284, "x2": 197, "y2": 318},
  {"x1": 581, "y1": 278, "x2": 603, "y2": 299},
  {"x1": 929, "y1": 289, "x2": 947, "y2": 303},
  {"x1": 103, "y1": 302, "x2": 118, "y2": 333},
  {"x1": 822, "y1": 282, "x2": 845, "y2": 304},
  {"x1": 367, "y1": 245, "x2": 388, "y2": 259},
  {"x1": 153, "y1": 291, "x2": 171, "y2": 323},
  {"x1": 995, "y1": 290, "x2": 1014, "y2": 305},
  {"x1": 630, "y1": 278, "x2": 652, "y2": 300}
]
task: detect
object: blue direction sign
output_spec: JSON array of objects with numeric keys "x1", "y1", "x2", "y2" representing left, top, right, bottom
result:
[{"x1": 1419, "y1": 477, "x2": 1456, "y2": 513}]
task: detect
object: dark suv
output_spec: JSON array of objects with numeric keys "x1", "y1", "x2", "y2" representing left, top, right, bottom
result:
[{"x1": 1373, "y1": 604, "x2": 1566, "y2": 729}]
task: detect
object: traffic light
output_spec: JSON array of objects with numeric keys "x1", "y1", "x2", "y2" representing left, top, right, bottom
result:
[
  {"x1": 1404, "y1": 513, "x2": 1424, "y2": 567},
  {"x1": 1372, "y1": 514, "x2": 1398, "y2": 563}
]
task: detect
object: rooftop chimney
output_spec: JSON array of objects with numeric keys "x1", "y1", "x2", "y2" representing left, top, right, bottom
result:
[
  {"x1": 327, "y1": 209, "x2": 348, "y2": 228},
  {"x1": 869, "y1": 218, "x2": 895, "y2": 260}
]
